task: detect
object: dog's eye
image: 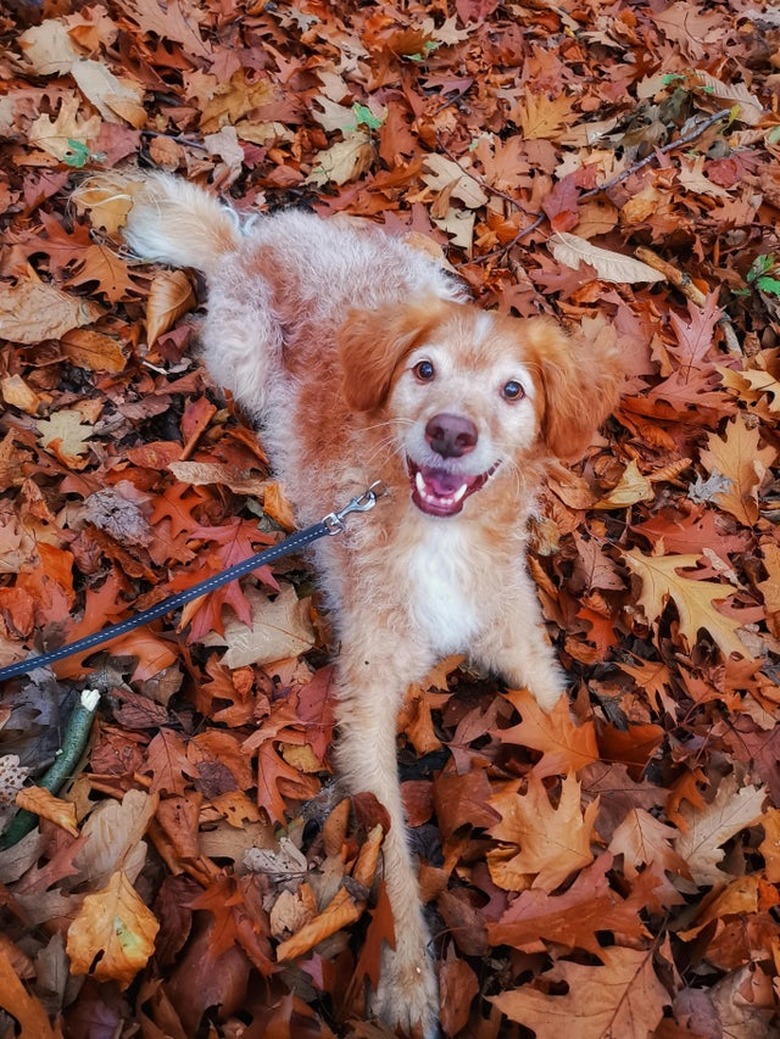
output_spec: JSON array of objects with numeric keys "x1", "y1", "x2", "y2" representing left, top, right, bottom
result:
[
  {"x1": 502, "y1": 380, "x2": 525, "y2": 401},
  {"x1": 413, "y1": 360, "x2": 435, "y2": 382}
]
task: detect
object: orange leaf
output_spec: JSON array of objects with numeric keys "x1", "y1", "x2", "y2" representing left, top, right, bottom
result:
[
  {"x1": 498, "y1": 688, "x2": 598, "y2": 777},
  {"x1": 15, "y1": 786, "x2": 79, "y2": 837},
  {"x1": 0, "y1": 946, "x2": 56, "y2": 1039},
  {"x1": 145, "y1": 269, "x2": 196, "y2": 344},
  {"x1": 66, "y1": 870, "x2": 159, "y2": 989},
  {"x1": 488, "y1": 773, "x2": 598, "y2": 892}
]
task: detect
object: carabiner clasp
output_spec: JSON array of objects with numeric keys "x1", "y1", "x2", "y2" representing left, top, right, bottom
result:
[{"x1": 323, "y1": 481, "x2": 384, "y2": 535}]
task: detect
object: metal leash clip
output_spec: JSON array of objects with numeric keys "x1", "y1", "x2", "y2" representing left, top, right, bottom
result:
[{"x1": 322, "y1": 481, "x2": 384, "y2": 535}]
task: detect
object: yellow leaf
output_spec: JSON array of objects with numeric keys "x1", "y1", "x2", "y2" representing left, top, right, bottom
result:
[
  {"x1": 15, "y1": 786, "x2": 79, "y2": 837},
  {"x1": 66, "y1": 870, "x2": 159, "y2": 989},
  {"x1": 594, "y1": 459, "x2": 655, "y2": 508},
  {"x1": 511, "y1": 92, "x2": 576, "y2": 141},
  {"x1": 145, "y1": 269, "x2": 196, "y2": 343},
  {"x1": 421, "y1": 154, "x2": 488, "y2": 209},
  {"x1": 36, "y1": 409, "x2": 94, "y2": 469},
  {"x1": 28, "y1": 93, "x2": 101, "y2": 161},
  {"x1": 306, "y1": 130, "x2": 374, "y2": 187},
  {"x1": 623, "y1": 548, "x2": 751, "y2": 658},
  {"x1": 699, "y1": 414, "x2": 777, "y2": 525}
]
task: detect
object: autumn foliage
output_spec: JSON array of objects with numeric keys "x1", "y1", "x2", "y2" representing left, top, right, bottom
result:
[{"x1": 1, "y1": 0, "x2": 779, "y2": 1036}]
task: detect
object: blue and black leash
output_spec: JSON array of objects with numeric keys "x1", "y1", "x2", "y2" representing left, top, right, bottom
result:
[{"x1": 0, "y1": 485, "x2": 381, "y2": 684}]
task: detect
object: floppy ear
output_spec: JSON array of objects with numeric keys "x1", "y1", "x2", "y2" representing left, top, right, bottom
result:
[
  {"x1": 338, "y1": 298, "x2": 450, "y2": 413},
  {"x1": 524, "y1": 320, "x2": 622, "y2": 460}
]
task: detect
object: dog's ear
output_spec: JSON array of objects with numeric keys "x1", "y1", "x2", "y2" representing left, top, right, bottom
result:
[
  {"x1": 339, "y1": 299, "x2": 450, "y2": 412},
  {"x1": 524, "y1": 320, "x2": 622, "y2": 460}
]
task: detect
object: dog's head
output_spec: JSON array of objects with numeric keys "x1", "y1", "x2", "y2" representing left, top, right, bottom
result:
[{"x1": 338, "y1": 298, "x2": 621, "y2": 518}]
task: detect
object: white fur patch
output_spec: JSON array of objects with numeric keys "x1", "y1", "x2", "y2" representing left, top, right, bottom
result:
[{"x1": 406, "y1": 521, "x2": 481, "y2": 653}]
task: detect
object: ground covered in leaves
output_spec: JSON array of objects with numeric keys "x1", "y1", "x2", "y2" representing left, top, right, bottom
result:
[{"x1": 1, "y1": 0, "x2": 780, "y2": 1036}]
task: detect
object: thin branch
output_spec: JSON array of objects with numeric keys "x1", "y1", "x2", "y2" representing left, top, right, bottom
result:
[
  {"x1": 467, "y1": 108, "x2": 732, "y2": 265},
  {"x1": 635, "y1": 245, "x2": 743, "y2": 354}
]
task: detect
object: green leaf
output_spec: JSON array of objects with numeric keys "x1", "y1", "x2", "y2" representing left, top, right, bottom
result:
[
  {"x1": 757, "y1": 275, "x2": 780, "y2": 297},
  {"x1": 352, "y1": 102, "x2": 384, "y2": 131},
  {"x1": 63, "y1": 139, "x2": 91, "y2": 168},
  {"x1": 747, "y1": 253, "x2": 775, "y2": 283}
]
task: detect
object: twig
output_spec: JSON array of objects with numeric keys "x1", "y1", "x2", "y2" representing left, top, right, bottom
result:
[
  {"x1": 635, "y1": 245, "x2": 743, "y2": 355},
  {"x1": 0, "y1": 688, "x2": 100, "y2": 849},
  {"x1": 469, "y1": 108, "x2": 731, "y2": 265},
  {"x1": 579, "y1": 108, "x2": 731, "y2": 201}
]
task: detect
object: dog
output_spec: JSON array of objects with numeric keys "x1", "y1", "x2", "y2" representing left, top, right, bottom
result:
[{"x1": 115, "y1": 173, "x2": 621, "y2": 1037}]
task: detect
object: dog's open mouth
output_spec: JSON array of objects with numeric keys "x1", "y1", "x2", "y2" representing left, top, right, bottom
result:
[{"x1": 408, "y1": 459, "x2": 499, "y2": 517}]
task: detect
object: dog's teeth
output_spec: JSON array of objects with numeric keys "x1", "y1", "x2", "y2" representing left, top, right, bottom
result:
[
  {"x1": 452, "y1": 483, "x2": 468, "y2": 503},
  {"x1": 415, "y1": 470, "x2": 426, "y2": 494}
]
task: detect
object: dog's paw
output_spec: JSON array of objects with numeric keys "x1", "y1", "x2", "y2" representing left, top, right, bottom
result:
[{"x1": 370, "y1": 940, "x2": 440, "y2": 1039}]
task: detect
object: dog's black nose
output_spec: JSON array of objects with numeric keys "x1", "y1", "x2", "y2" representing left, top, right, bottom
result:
[{"x1": 425, "y1": 413, "x2": 478, "y2": 458}]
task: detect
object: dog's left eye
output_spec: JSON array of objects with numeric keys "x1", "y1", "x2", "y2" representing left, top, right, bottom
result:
[{"x1": 502, "y1": 380, "x2": 525, "y2": 401}]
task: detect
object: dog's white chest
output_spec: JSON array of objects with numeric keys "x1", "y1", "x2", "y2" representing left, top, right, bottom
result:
[{"x1": 406, "y1": 525, "x2": 481, "y2": 653}]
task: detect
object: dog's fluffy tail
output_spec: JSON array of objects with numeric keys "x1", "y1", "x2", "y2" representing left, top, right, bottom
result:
[{"x1": 120, "y1": 172, "x2": 242, "y2": 275}]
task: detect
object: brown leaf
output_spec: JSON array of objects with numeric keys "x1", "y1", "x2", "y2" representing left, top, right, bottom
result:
[{"x1": 491, "y1": 946, "x2": 669, "y2": 1037}]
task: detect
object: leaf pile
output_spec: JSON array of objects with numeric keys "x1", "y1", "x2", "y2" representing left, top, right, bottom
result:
[{"x1": 1, "y1": 1, "x2": 780, "y2": 1036}]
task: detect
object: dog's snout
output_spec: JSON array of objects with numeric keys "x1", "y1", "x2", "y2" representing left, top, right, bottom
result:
[{"x1": 425, "y1": 412, "x2": 478, "y2": 458}]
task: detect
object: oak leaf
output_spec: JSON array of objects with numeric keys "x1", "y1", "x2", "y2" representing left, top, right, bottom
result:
[
  {"x1": 201, "y1": 584, "x2": 316, "y2": 667},
  {"x1": 35, "y1": 409, "x2": 94, "y2": 469},
  {"x1": 699, "y1": 413, "x2": 777, "y2": 525},
  {"x1": 674, "y1": 775, "x2": 765, "y2": 886},
  {"x1": 491, "y1": 945, "x2": 669, "y2": 1037},
  {"x1": 608, "y1": 808, "x2": 688, "y2": 880},
  {"x1": 497, "y1": 688, "x2": 598, "y2": 777},
  {"x1": 511, "y1": 92, "x2": 576, "y2": 141},
  {"x1": 66, "y1": 869, "x2": 159, "y2": 989},
  {"x1": 486, "y1": 854, "x2": 647, "y2": 954},
  {"x1": 28, "y1": 94, "x2": 101, "y2": 162},
  {"x1": 488, "y1": 773, "x2": 598, "y2": 892},
  {"x1": 623, "y1": 548, "x2": 751, "y2": 658}
]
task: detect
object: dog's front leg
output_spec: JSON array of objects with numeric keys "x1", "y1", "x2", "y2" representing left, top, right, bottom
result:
[
  {"x1": 472, "y1": 575, "x2": 566, "y2": 713},
  {"x1": 334, "y1": 638, "x2": 440, "y2": 1039}
]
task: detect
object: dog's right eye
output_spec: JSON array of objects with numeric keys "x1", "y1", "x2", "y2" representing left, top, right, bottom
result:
[{"x1": 413, "y1": 360, "x2": 435, "y2": 382}]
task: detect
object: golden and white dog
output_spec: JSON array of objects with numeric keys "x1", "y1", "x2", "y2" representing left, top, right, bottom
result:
[{"x1": 118, "y1": 174, "x2": 621, "y2": 1037}]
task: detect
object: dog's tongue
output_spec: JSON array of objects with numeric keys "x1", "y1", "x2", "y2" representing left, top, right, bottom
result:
[
  {"x1": 424, "y1": 467, "x2": 471, "y2": 496},
  {"x1": 411, "y1": 463, "x2": 482, "y2": 517}
]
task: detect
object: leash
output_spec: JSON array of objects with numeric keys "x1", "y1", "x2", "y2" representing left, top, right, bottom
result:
[{"x1": 0, "y1": 484, "x2": 382, "y2": 684}]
